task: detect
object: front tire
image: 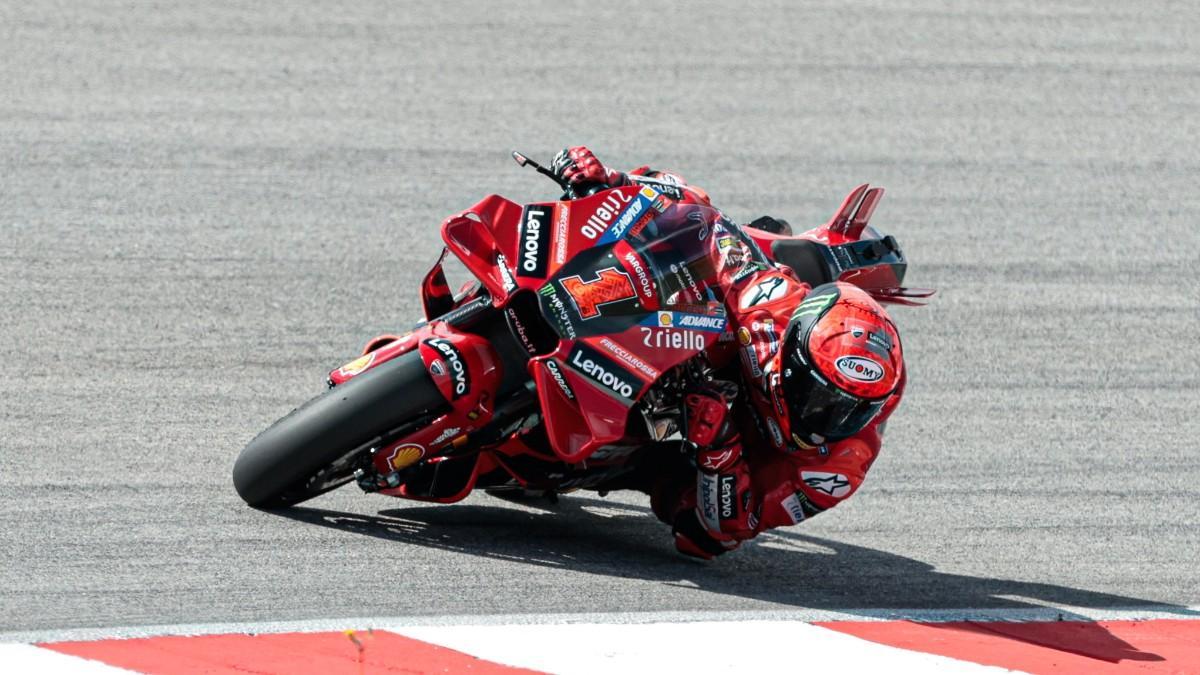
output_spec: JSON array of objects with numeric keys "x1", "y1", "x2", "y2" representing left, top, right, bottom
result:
[{"x1": 232, "y1": 351, "x2": 446, "y2": 508}]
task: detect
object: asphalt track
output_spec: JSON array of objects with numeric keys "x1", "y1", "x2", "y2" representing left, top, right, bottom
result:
[{"x1": 2, "y1": 0, "x2": 1198, "y2": 644}]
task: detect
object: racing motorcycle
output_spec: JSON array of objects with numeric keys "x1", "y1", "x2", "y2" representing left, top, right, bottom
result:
[{"x1": 232, "y1": 152, "x2": 930, "y2": 508}]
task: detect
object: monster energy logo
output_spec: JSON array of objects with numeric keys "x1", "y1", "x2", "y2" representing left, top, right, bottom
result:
[{"x1": 792, "y1": 292, "x2": 838, "y2": 320}]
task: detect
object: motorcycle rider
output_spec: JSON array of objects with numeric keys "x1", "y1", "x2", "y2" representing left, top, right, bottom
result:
[{"x1": 551, "y1": 147, "x2": 906, "y2": 559}]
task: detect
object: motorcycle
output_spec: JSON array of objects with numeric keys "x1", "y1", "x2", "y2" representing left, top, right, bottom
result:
[{"x1": 232, "y1": 152, "x2": 931, "y2": 509}]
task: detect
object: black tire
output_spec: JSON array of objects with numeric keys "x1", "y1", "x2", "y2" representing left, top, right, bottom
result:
[{"x1": 232, "y1": 351, "x2": 446, "y2": 508}]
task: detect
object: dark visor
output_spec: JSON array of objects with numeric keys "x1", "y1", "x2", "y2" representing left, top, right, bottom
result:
[{"x1": 784, "y1": 370, "x2": 886, "y2": 443}]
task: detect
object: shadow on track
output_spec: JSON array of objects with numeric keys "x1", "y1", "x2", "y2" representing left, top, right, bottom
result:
[{"x1": 271, "y1": 495, "x2": 1193, "y2": 665}]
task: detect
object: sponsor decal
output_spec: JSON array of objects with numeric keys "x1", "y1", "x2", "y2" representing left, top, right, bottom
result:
[
  {"x1": 387, "y1": 443, "x2": 425, "y2": 471},
  {"x1": 698, "y1": 472, "x2": 720, "y2": 530},
  {"x1": 765, "y1": 417, "x2": 784, "y2": 448},
  {"x1": 747, "y1": 504, "x2": 761, "y2": 530},
  {"x1": 425, "y1": 338, "x2": 470, "y2": 400},
  {"x1": 623, "y1": 250, "x2": 655, "y2": 301},
  {"x1": 675, "y1": 313, "x2": 726, "y2": 332},
  {"x1": 801, "y1": 471, "x2": 852, "y2": 498},
  {"x1": 639, "y1": 325, "x2": 705, "y2": 351},
  {"x1": 780, "y1": 492, "x2": 807, "y2": 524},
  {"x1": 543, "y1": 359, "x2": 576, "y2": 401},
  {"x1": 506, "y1": 306, "x2": 537, "y2": 355},
  {"x1": 644, "y1": 311, "x2": 726, "y2": 333},
  {"x1": 539, "y1": 284, "x2": 577, "y2": 339},
  {"x1": 669, "y1": 261, "x2": 706, "y2": 303},
  {"x1": 429, "y1": 359, "x2": 445, "y2": 377},
  {"x1": 731, "y1": 260, "x2": 766, "y2": 282},
  {"x1": 580, "y1": 190, "x2": 634, "y2": 240},
  {"x1": 432, "y1": 427, "x2": 462, "y2": 446},
  {"x1": 737, "y1": 327, "x2": 762, "y2": 378},
  {"x1": 862, "y1": 328, "x2": 895, "y2": 359},
  {"x1": 835, "y1": 355, "x2": 884, "y2": 382},
  {"x1": 495, "y1": 252, "x2": 517, "y2": 292},
  {"x1": 769, "y1": 373, "x2": 788, "y2": 418},
  {"x1": 632, "y1": 174, "x2": 684, "y2": 200},
  {"x1": 599, "y1": 189, "x2": 651, "y2": 243},
  {"x1": 740, "y1": 275, "x2": 789, "y2": 309},
  {"x1": 517, "y1": 206, "x2": 551, "y2": 277},
  {"x1": 567, "y1": 342, "x2": 640, "y2": 401},
  {"x1": 337, "y1": 352, "x2": 375, "y2": 378},
  {"x1": 718, "y1": 474, "x2": 737, "y2": 521},
  {"x1": 561, "y1": 267, "x2": 638, "y2": 320},
  {"x1": 752, "y1": 318, "x2": 779, "y2": 357},
  {"x1": 791, "y1": 291, "x2": 839, "y2": 320},
  {"x1": 716, "y1": 235, "x2": 736, "y2": 252},
  {"x1": 599, "y1": 337, "x2": 660, "y2": 379},
  {"x1": 554, "y1": 204, "x2": 570, "y2": 265}
]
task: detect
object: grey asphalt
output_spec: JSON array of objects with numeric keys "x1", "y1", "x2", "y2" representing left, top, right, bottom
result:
[{"x1": 2, "y1": 0, "x2": 1198, "y2": 643}]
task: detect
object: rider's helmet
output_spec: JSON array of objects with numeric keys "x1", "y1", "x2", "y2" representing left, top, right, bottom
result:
[{"x1": 777, "y1": 282, "x2": 903, "y2": 446}]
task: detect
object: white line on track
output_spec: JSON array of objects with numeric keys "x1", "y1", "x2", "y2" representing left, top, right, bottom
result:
[
  {"x1": 4, "y1": 605, "x2": 1198, "y2": 644},
  {"x1": 402, "y1": 620, "x2": 1024, "y2": 674},
  {"x1": 0, "y1": 644, "x2": 137, "y2": 673}
]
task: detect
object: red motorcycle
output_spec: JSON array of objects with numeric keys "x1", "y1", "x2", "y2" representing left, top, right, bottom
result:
[{"x1": 232, "y1": 152, "x2": 930, "y2": 508}]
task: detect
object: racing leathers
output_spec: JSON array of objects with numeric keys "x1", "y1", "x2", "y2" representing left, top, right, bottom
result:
[{"x1": 553, "y1": 147, "x2": 906, "y2": 559}]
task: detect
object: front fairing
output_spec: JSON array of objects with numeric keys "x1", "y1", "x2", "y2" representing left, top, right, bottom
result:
[{"x1": 440, "y1": 185, "x2": 741, "y2": 461}]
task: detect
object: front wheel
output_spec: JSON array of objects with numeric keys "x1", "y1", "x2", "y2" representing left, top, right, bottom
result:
[{"x1": 232, "y1": 351, "x2": 446, "y2": 508}]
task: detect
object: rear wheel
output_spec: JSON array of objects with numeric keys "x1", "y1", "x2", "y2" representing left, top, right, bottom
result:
[{"x1": 232, "y1": 351, "x2": 446, "y2": 508}]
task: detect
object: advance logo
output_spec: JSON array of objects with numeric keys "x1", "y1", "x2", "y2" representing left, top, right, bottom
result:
[
  {"x1": 517, "y1": 205, "x2": 552, "y2": 278},
  {"x1": 567, "y1": 342, "x2": 641, "y2": 401}
]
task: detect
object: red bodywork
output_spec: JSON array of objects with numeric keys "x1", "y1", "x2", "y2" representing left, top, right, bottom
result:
[{"x1": 325, "y1": 184, "x2": 928, "y2": 503}]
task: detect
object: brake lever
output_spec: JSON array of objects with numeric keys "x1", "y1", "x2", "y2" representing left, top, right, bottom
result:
[{"x1": 511, "y1": 151, "x2": 570, "y2": 191}]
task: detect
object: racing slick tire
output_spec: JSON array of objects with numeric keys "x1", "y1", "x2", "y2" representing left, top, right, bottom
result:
[{"x1": 232, "y1": 351, "x2": 445, "y2": 508}]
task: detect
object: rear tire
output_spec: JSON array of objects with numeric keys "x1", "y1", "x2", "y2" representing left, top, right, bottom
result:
[{"x1": 232, "y1": 351, "x2": 446, "y2": 508}]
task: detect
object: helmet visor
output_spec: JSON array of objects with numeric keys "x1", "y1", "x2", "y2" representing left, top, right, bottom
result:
[{"x1": 784, "y1": 370, "x2": 886, "y2": 443}]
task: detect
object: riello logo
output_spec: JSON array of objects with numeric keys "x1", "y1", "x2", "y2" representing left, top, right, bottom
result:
[{"x1": 835, "y1": 355, "x2": 883, "y2": 382}]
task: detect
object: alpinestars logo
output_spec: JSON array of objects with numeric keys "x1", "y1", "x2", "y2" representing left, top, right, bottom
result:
[
  {"x1": 801, "y1": 471, "x2": 852, "y2": 498},
  {"x1": 517, "y1": 206, "x2": 551, "y2": 277},
  {"x1": 425, "y1": 338, "x2": 470, "y2": 400},
  {"x1": 560, "y1": 267, "x2": 637, "y2": 320},
  {"x1": 740, "y1": 275, "x2": 788, "y2": 309}
]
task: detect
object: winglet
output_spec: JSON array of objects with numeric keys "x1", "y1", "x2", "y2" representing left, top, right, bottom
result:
[
  {"x1": 827, "y1": 184, "x2": 869, "y2": 234},
  {"x1": 845, "y1": 187, "x2": 884, "y2": 239}
]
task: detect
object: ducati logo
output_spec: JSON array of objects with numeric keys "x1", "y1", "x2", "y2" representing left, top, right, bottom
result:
[{"x1": 560, "y1": 267, "x2": 637, "y2": 320}]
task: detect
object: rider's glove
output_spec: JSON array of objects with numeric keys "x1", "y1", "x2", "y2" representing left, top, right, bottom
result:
[
  {"x1": 684, "y1": 384, "x2": 740, "y2": 473},
  {"x1": 551, "y1": 146, "x2": 624, "y2": 188}
]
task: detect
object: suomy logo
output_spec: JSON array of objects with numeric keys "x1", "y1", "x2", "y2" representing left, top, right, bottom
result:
[{"x1": 835, "y1": 355, "x2": 884, "y2": 383}]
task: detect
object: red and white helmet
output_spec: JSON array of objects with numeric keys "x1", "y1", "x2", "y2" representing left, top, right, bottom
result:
[{"x1": 776, "y1": 282, "x2": 903, "y2": 446}]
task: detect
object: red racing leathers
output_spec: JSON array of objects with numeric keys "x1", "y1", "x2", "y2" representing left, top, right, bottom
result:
[{"x1": 600, "y1": 159, "x2": 905, "y2": 559}]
